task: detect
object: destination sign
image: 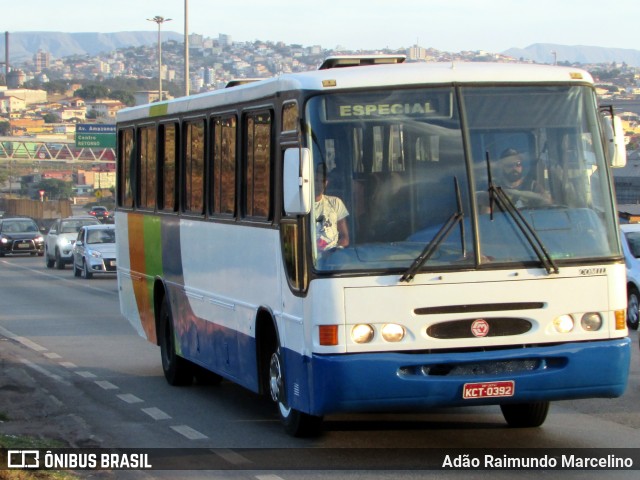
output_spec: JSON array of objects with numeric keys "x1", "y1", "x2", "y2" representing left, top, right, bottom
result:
[{"x1": 324, "y1": 91, "x2": 452, "y2": 121}]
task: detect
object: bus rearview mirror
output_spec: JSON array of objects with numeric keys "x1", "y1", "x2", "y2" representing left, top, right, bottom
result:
[
  {"x1": 604, "y1": 114, "x2": 627, "y2": 168},
  {"x1": 283, "y1": 148, "x2": 312, "y2": 215}
]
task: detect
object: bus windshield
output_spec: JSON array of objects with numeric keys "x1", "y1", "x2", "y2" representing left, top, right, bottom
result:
[{"x1": 306, "y1": 85, "x2": 619, "y2": 272}]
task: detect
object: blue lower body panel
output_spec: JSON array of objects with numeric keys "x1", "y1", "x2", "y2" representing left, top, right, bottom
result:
[{"x1": 284, "y1": 338, "x2": 631, "y2": 416}]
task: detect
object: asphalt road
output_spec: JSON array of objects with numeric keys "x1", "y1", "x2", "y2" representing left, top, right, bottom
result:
[{"x1": 0, "y1": 254, "x2": 639, "y2": 479}]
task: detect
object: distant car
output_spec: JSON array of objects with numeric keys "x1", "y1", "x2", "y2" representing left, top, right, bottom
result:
[
  {"x1": 87, "y1": 206, "x2": 113, "y2": 224},
  {"x1": 72, "y1": 224, "x2": 116, "y2": 279},
  {"x1": 45, "y1": 216, "x2": 101, "y2": 269},
  {"x1": 620, "y1": 223, "x2": 640, "y2": 330},
  {"x1": 0, "y1": 217, "x2": 45, "y2": 257}
]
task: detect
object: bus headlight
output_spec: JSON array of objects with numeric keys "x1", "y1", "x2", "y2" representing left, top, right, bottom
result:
[
  {"x1": 351, "y1": 324, "x2": 374, "y2": 344},
  {"x1": 381, "y1": 323, "x2": 405, "y2": 342},
  {"x1": 553, "y1": 315, "x2": 574, "y2": 333},
  {"x1": 581, "y1": 312, "x2": 602, "y2": 331}
]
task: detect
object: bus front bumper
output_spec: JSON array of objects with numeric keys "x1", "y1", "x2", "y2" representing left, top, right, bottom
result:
[{"x1": 286, "y1": 337, "x2": 631, "y2": 416}]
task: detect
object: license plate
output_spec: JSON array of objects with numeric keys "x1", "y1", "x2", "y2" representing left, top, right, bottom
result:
[
  {"x1": 17, "y1": 243, "x2": 29, "y2": 249},
  {"x1": 463, "y1": 380, "x2": 515, "y2": 399},
  {"x1": 109, "y1": 260, "x2": 116, "y2": 267}
]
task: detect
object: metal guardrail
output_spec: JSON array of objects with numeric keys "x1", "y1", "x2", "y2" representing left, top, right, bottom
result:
[{"x1": 0, "y1": 136, "x2": 115, "y2": 163}]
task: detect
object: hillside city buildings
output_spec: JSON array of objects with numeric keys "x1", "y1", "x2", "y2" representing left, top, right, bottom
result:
[{"x1": 1, "y1": 33, "x2": 640, "y2": 206}]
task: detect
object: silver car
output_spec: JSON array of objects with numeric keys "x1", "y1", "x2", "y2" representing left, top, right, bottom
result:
[
  {"x1": 45, "y1": 216, "x2": 101, "y2": 269},
  {"x1": 621, "y1": 223, "x2": 640, "y2": 330},
  {"x1": 72, "y1": 224, "x2": 116, "y2": 279}
]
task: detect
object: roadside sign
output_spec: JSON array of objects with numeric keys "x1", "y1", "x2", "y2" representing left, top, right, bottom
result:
[{"x1": 75, "y1": 124, "x2": 116, "y2": 148}]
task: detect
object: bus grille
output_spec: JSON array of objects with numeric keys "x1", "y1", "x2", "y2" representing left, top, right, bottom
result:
[
  {"x1": 398, "y1": 358, "x2": 559, "y2": 377},
  {"x1": 427, "y1": 318, "x2": 532, "y2": 338}
]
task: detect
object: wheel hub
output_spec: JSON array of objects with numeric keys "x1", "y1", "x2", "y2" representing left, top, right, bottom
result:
[{"x1": 269, "y1": 352, "x2": 284, "y2": 403}]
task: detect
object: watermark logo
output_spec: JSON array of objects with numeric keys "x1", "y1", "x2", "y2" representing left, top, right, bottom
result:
[{"x1": 8, "y1": 450, "x2": 40, "y2": 469}]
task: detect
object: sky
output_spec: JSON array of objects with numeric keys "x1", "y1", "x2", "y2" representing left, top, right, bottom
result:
[{"x1": 2, "y1": 0, "x2": 639, "y2": 53}]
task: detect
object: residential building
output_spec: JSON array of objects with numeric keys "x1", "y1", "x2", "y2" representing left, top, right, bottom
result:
[
  {"x1": 0, "y1": 96, "x2": 27, "y2": 113},
  {"x1": 34, "y1": 50, "x2": 51, "y2": 72},
  {"x1": 86, "y1": 100, "x2": 126, "y2": 122}
]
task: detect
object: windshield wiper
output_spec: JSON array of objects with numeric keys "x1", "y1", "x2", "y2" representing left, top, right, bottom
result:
[
  {"x1": 485, "y1": 152, "x2": 559, "y2": 275},
  {"x1": 400, "y1": 177, "x2": 465, "y2": 283}
]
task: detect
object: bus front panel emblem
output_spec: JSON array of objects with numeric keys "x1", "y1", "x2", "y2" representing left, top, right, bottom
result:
[{"x1": 471, "y1": 319, "x2": 489, "y2": 337}]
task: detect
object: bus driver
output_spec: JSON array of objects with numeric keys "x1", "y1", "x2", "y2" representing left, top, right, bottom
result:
[
  {"x1": 314, "y1": 163, "x2": 350, "y2": 251},
  {"x1": 497, "y1": 148, "x2": 550, "y2": 206}
]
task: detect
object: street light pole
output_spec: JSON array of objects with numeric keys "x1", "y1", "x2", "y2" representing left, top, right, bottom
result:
[
  {"x1": 147, "y1": 15, "x2": 172, "y2": 101},
  {"x1": 185, "y1": 0, "x2": 190, "y2": 96}
]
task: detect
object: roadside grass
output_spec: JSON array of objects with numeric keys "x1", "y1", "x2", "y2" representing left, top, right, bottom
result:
[{"x1": 0, "y1": 419, "x2": 79, "y2": 480}]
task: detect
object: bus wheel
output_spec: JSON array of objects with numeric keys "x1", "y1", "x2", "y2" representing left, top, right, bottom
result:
[
  {"x1": 269, "y1": 346, "x2": 323, "y2": 437},
  {"x1": 500, "y1": 401, "x2": 550, "y2": 428},
  {"x1": 159, "y1": 299, "x2": 193, "y2": 386}
]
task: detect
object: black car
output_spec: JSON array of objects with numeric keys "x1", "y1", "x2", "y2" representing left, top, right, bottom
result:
[
  {"x1": 87, "y1": 206, "x2": 113, "y2": 224},
  {"x1": 0, "y1": 217, "x2": 45, "y2": 257}
]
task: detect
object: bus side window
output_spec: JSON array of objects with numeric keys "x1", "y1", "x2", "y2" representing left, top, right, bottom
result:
[
  {"x1": 184, "y1": 119, "x2": 206, "y2": 215},
  {"x1": 159, "y1": 122, "x2": 178, "y2": 212},
  {"x1": 118, "y1": 128, "x2": 135, "y2": 209},
  {"x1": 244, "y1": 111, "x2": 273, "y2": 219},
  {"x1": 211, "y1": 116, "x2": 237, "y2": 216},
  {"x1": 282, "y1": 102, "x2": 298, "y2": 133},
  {"x1": 281, "y1": 222, "x2": 301, "y2": 290},
  {"x1": 139, "y1": 125, "x2": 157, "y2": 210}
]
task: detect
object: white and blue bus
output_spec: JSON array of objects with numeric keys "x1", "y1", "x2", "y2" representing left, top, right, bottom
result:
[{"x1": 116, "y1": 57, "x2": 631, "y2": 436}]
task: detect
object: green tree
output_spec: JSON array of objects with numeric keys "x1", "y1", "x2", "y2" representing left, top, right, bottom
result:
[
  {"x1": 109, "y1": 90, "x2": 135, "y2": 106},
  {"x1": 41, "y1": 113, "x2": 59, "y2": 124},
  {"x1": 34, "y1": 178, "x2": 73, "y2": 200},
  {"x1": 75, "y1": 84, "x2": 110, "y2": 100},
  {"x1": 24, "y1": 78, "x2": 70, "y2": 94}
]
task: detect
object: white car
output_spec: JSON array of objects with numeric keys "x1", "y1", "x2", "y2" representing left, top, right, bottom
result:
[
  {"x1": 620, "y1": 223, "x2": 640, "y2": 330},
  {"x1": 72, "y1": 224, "x2": 116, "y2": 279},
  {"x1": 45, "y1": 216, "x2": 101, "y2": 269}
]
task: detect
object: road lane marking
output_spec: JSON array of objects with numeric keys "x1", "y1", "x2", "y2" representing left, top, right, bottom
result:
[
  {"x1": 18, "y1": 358, "x2": 68, "y2": 384},
  {"x1": 0, "y1": 325, "x2": 46, "y2": 352},
  {"x1": 0, "y1": 261, "x2": 118, "y2": 296},
  {"x1": 170, "y1": 425, "x2": 208, "y2": 440},
  {"x1": 142, "y1": 407, "x2": 172, "y2": 420},
  {"x1": 255, "y1": 475, "x2": 285, "y2": 480},
  {"x1": 15, "y1": 336, "x2": 47, "y2": 352},
  {"x1": 210, "y1": 449, "x2": 253, "y2": 466},
  {"x1": 95, "y1": 380, "x2": 118, "y2": 390},
  {"x1": 117, "y1": 393, "x2": 144, "y2": 404},
  {"x1": 1, "y1": 324, "x2": 222, "y2": 444}
]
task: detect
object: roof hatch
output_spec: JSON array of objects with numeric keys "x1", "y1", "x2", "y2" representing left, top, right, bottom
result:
[{"x1": 318, "y1": 55, "x2": 407, "y2": 70}]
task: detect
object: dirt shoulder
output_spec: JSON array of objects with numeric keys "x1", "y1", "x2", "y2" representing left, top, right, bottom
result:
[{"x1": 0, "y1": 335, "x2": 102, "y2": 449}]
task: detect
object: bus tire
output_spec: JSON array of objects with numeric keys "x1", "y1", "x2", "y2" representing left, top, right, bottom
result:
[
  {"x1": 269, "y1": 346, "x2": 323, "y2": 437},
  {"x1": 500, "y1": 401, "x2": 550, "y2": 428},
  {"x1": 159, "y1": 299, "x2": 193, "y2": 386}
]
